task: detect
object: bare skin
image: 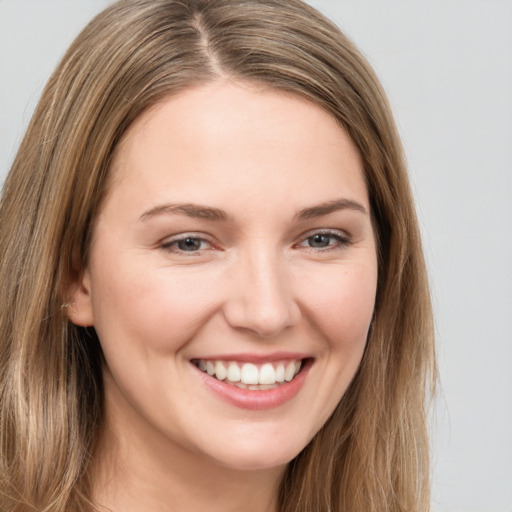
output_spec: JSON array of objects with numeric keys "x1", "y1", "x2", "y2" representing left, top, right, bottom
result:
[
  {"x1": 92, "y1": 371, "x2": 282, "y2": 512},
  {"x1": 69, "y1": 80, "x2": 377, "y2": 512}
]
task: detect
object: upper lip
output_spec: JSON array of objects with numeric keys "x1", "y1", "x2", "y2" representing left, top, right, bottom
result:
[{"x1": 190, "y1": 352, "x2": 311, "y2": 363}]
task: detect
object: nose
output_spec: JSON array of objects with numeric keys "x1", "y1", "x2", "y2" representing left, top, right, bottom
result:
[{"x1": 222, "y1": 248, "x2": 301, "y2": 338}]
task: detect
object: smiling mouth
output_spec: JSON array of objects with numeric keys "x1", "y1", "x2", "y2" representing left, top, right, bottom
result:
[{"x1": 192, "y1": 359, "x2": 304, "y2": 390}]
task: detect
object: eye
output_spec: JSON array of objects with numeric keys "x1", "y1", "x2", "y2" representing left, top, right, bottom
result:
[
  {"x1": 161, "y1": 235, "x2": 212, "y2": 254},
  {"x1": 297, "y1": 231, "x2": 350, "y2": 251}
]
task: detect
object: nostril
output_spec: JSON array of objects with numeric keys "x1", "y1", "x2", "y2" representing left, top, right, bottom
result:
[{"x1": 223, "y1": 303, "x2": 298, "y2": 337}]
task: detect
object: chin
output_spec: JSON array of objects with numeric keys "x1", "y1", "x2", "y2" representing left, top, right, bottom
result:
[
  {"x1": 198, "y1": 430, "x2": 310, "y2": 472},
  {"x1": 213, "y1": 450, "x2": 296, "y2": 472}
]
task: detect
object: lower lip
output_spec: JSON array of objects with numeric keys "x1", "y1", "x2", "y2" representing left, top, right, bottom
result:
[{"x1": 193, "y1": 360, "x2": 312, "y2": 411}]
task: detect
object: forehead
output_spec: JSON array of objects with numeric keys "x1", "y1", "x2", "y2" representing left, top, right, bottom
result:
[{"x1": 106, "y1": 80, "x2": 369, "y2": 217}]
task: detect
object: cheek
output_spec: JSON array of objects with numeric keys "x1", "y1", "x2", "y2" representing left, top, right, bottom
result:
[
  {"x1": 301, "y1": 262, "x2": 377, "y2": 350},
  {"x1": 89, "y1": 258, "x2": 222, "y2": 355}
]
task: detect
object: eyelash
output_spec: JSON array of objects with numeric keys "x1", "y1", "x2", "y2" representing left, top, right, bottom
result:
[
  {"x1": 160, "y1": 229, "x2": 351, "y2": 256},
  {"x1": 161, "y1": 233, "x2": 215, "y2": 255},
  {"x1": 296, "y1": 230, "x2": 351, "y2": 252}
]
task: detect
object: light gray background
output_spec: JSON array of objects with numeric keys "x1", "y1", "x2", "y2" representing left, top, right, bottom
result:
[{"x1": 1, "y1": 1, "x2": 511, "y2": 511}]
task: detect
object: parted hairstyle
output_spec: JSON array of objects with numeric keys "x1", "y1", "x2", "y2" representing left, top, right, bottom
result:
[{"x1": 0, "y1": 0, "x2": 435, "y2": 510}]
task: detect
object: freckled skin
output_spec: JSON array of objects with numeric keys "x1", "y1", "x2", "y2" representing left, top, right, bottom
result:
[{"x1": 69, "y1": 81, "x2": 378, "y2": 509}]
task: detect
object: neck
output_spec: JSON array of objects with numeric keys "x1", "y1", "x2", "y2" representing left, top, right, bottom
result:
[{"x1": 91, "y1": 372, "x2": 284, "y2": 512}]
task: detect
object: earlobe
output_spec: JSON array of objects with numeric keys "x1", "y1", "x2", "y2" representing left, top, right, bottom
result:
[{"x1": 66, "y1": 270, "x2": 95, "y2": 327}]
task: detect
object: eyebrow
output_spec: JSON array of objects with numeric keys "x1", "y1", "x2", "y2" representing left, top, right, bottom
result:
[
  {"x1": 140, "y1": 203, "x2": 229, "y2": 222},
  {"x1": 295, "y1": 198, "x2": 368, "y2": 220},
  {"x1": 139, "y1": 197, "x2": 368, "y2": 223}
]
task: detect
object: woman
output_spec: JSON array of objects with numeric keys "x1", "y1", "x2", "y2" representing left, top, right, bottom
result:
[{"x1": 0, "y1": 0, "x2": 435, "y2": 511}]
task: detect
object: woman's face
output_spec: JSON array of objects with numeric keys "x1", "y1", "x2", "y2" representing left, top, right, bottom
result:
[{"x1": 70, "y1": 81, "x2": 378, "y2": 471}]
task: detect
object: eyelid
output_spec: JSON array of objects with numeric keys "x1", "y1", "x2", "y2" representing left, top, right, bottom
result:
[
  {"x1": 159, "y1": 228, "x2": 351, "y2": 255},
  {"x1": 295, "y1": 228, "x2": 352, "y2": 250},
  {"x1": 160, "y1": 232, "x2": 217, "y2": 254}
]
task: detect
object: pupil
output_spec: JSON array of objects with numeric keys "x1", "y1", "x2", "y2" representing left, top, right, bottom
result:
[
  {"x1": 179, "y1": 238, "x2": 201, "y2": 251},
  {"x1": 311, "y1": 234, "x2": 330, "y2": 248}
]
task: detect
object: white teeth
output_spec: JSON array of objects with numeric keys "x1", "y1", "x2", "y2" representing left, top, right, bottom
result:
[
  {"x1": 275, "y1": 363, "x2": 285, "y2": 382},
  {"x1": 234, "y1": 382, "x2": 277, "y2": 391},
  {"x1": 284, "y1": 361, "x2": 296, "y2": 382},
  {"x1": 240, "y1": 363, "x2": 259, "y2": 385},
  {"x1": 249, "y1": 384, "x2": 278, "y2": 390},
  {"x1": 195, "y1": 358, "x2": 304, "y2": 387},
  {"x1": 227, "y1": 362, "x2": 241, "y2": 382},
  {"x1": 258, "y1": 363, "x2": 276, "y2": 385},
  {"x1": 206, "y1": 361, "x2": 215, "y2": 376},
  {"x1": 215, "y1": 361, "x2": 227, "y2": 381}
]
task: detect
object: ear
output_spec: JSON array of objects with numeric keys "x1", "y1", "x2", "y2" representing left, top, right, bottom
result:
[{"x1": 66, "y1": 269, "x2": 95, "y2": 327}]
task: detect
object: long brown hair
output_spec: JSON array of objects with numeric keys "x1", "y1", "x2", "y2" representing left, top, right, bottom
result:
[{"x1": 0, "y1": 1, "x2": 435, "y2": 510}]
